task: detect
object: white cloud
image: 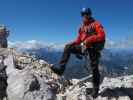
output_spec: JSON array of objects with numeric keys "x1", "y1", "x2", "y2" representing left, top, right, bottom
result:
[
  {"x1": 8, "y1": 40, "x2": 64, "y2": 51},
  {"x1": 8, "y1": 38, "x2": 133, "y2": 51}
]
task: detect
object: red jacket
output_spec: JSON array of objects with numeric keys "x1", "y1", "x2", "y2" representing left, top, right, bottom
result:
[{"x1": 72, "y1": 19, "x2": 105, "y2": 47}]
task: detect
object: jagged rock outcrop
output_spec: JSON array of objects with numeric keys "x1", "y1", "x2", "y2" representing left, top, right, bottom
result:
[
  {"x1": 0, "y1": 48, "x2": 133, "y2": 100},
  {"x1": 1, "y1": 48, "x2": 60, "y2": 100}
]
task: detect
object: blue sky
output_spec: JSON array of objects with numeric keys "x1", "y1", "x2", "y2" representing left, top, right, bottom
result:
[{"x1": 0, "y1": 0, "x2": 133, "y2": 44}]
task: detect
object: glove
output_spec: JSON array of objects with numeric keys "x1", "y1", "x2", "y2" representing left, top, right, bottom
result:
[{"x1": 81, "y1": 42, "x2": 87, "y2": 54}]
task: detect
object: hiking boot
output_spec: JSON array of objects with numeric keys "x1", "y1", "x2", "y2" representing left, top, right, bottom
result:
[
  {"x1": 86, "y1": 87, "x2": 99, "y2": 98},
  {"x1": 51, "y1": 65, "x2": 65, "y2": 76},
  {"x1": 91, "y1": 87, "x2": 99, "y2": 98}
]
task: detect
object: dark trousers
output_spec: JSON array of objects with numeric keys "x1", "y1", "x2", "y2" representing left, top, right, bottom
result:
[{"x1": 59, "y1": 44, "x2": 101, "y2": 88}]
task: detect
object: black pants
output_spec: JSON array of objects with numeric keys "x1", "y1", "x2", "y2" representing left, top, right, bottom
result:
[{"x1": 59, "y1": 44, "x2": 102, "y2": 88}]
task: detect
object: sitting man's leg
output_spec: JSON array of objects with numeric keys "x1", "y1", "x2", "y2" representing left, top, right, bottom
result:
[
  {"x1": 51, "y1": 44, "x2": 82, "y2": 76},
  {"x1": 89, "y1": 49, "x2": 101, "y2": 98}
]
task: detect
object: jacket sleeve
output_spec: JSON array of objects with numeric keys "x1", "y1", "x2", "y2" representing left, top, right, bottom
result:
[
  {"x1": 71, "y1": 28, "x2": 81, "y2": 45},
  {"x1": 85, "y1": 22, "x2": 105, "y2": 44}
]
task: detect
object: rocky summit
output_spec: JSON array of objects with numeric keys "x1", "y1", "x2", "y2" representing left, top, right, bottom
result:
[{"x1": 0, "y1": 48, "x2": 133, "y2": 100}]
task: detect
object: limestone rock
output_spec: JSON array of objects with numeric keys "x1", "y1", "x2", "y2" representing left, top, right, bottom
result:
[{"x1": 0, "y1": 48, "x2": 133, "y2": 100}]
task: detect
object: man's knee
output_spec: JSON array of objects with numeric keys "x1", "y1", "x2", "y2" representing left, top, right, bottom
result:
[{"x1": 64, "y1": 44, "x2": 72, "y2": 51}]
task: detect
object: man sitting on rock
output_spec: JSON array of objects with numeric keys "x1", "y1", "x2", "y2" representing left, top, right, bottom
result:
[
  {"x1": 51, "y1": 8, "x2": 105, "y2": 98},
  {"x1": 0, "y1": 25, "x2": 9, "y2": 48}
]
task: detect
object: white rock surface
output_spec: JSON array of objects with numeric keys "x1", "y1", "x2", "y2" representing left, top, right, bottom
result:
[
  {"x1": 1, "y1": 49, "x2": 59, "y2": 100},
  {"x1": 63, "y1": 75, "x2": 133, "y2": 100},
  {"x1": 0, "y1": 48, "x2": 133, "y2": 100}
]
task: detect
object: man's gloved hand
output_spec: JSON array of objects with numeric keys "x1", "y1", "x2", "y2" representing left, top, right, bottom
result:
[{"x1": 81, "y1": 40, "x2": 92, "y2": 54}]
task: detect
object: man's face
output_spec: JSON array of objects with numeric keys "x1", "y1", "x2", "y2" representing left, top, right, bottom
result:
[{"x1": 82, "y1": 15, "x2": 90, "y2": 24}]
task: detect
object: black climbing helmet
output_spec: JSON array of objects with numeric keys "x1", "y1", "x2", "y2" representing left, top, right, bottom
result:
[{"x1": 81, "y1": 8, "x2": 92, "y2": 17}]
